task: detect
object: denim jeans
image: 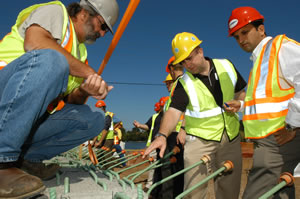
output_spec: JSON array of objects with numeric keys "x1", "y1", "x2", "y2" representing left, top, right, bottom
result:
[{"x1": 0, "y1": 49, "x2": 104, "y2": 162}]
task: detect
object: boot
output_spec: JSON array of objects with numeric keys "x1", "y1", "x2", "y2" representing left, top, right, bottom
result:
[
  {"x1": 0, "y1": 162, "x2": 45, "y2": 199},
  {"x1": 19, "y1": 160, "x2": 60, "y2": 181}
]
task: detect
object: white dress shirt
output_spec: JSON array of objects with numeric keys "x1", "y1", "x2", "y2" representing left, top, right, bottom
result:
[{"x1": 251, "y1": 36, "x2": 300, "y2": 127}]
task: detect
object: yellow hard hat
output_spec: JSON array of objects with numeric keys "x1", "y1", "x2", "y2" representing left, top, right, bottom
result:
[
  {"x1": 163, "y1": 74, "x2": 173, "y2": 83},
  {"x1": 172, "y1": 32, "x2": 202, "y2": 65}
]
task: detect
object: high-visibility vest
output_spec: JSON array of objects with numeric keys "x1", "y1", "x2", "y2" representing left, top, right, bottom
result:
[
  {"x1": 97, "y1": 111, "x2": 115, "y2": 140},
  {"x1": 0, "y1": 1, "x2": 88, "y2": 109},
  {"x1": 146, "y1": 113, "x2": 159, "y2": 147},
  {"x1": 179, "y1": 59, "x2": 240, "y2": 141},
  {"x1": 243, "y1": 35, "x2": 295, "y2": 139},
  {"x1": 164, "y1": 77, "x2": 184, "y2": 132}
]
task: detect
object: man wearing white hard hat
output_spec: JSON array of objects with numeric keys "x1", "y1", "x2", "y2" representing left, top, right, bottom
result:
[{"x1": 0, "y1": 0, "x2": 119, "y2": 198}]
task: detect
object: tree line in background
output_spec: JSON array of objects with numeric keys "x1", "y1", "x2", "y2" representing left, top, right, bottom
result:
[
  {"x1": 119, "y1": 120, "x2": 246, "y2": 142},
  {"x1": 120, "y1": 127, "x2": 148, "y2": 142}
]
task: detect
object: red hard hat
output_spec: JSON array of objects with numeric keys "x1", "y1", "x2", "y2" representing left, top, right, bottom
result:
[
  {"x1": 159, "y1": 96, "x2": 170, "y2": 107},
  {"x1": 95, "y1": 100, "x2": 106, "y2": 108},
  {"x1": 166, "y1": 56, "x2": 175, "y2": 73},
  {"x1": 154, "y1": 102, "x2": 160, "y2": 112},
  {"x1": 228, "y1": 7, "x2": 264, "y2": 36}
]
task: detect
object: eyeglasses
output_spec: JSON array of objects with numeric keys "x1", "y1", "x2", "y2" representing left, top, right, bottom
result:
[{"x1": 95, "y1": 16, "x2": 110, "y2": 32}]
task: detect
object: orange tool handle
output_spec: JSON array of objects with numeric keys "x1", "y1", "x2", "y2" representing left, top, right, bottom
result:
[{"x1": 97, "y1": 0, "x2": 140, "y2": 75}]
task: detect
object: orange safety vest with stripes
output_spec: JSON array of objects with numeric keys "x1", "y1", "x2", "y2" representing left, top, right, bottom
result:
[
  {"x1": 0, "y1": 1, "x2": 88, "y2": 113},
  {"x1": 243, "y1": 35, "x2": 295, "y2": 139}
]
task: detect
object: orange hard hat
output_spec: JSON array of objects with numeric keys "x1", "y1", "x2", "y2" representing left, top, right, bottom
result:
[
  {"x1": 166, "y1": 56, "x2": 175, "y2": 73},
  {"x1": 95, "y1": 100, "x2": 106, "y2": 108},
  {"x1": 154, "y1": 102, "x2": 160, "y2": 112},
  {"x1": 228, "y1": 7, "x2": 264, "y2": 36},
  {"x1": 159, "y1": 96, "x2": 170, "y2": 107}
]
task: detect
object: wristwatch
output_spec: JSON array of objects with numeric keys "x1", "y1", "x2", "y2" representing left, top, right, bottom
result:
[
  {"x1": 285, "y1": 123, "x2": 299, "y2": 132},
  {"x1": 155, "y1": 132, "x2": 167, "y2": 139}
]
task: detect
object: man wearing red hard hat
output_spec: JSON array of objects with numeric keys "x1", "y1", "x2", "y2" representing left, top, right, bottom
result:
[{"x1": 226, "y1": 6, "x2": 300, "y2": 199}]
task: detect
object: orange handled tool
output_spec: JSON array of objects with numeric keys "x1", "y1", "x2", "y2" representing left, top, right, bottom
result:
[{"x1": 97, "y1": 0, "x2": 140, "y2": 75}]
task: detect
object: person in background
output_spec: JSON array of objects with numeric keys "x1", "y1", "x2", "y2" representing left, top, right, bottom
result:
[
  {"x1": 144, "y1": 32, "x2": 247, "y2": 199},
  {"x1": 163, "y1": 73, "x2": 175, "y2": 92},
  {"x1": 0, "y1": 0, "x2": 119, "y2": 198},
  {"x1": 133, "y1": 100, "x2": 164, "y2": 195},
  {"x1": 226, "y1": 7, "x2": 300, "y2": 199},
  {"x1": 93, "y1": 100, "x2": 120, "y2": 150},
  {"x1": 113, "y1": 121, "x2": 126, "y2": 167}
]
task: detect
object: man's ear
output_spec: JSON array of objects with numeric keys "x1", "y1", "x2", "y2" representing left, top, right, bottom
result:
[{"x1": 258, "y1": 24, "x2": 265, "y2": 36}]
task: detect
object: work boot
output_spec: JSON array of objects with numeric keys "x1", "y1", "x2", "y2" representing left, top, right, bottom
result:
[
  {"x1": 19, "y1": 160, "x2": 60, "y2": 181},
  {"x1": 0, "y1": 162, "x2": 45, "y2": 199}
]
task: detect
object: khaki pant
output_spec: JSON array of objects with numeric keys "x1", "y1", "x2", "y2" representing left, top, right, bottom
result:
[
  {"x1": 184, "y1": 133, "x2": 242, "y2": 199},
  {"x1": 243, "y1": 133, "x2": 300, "y2": 199}
]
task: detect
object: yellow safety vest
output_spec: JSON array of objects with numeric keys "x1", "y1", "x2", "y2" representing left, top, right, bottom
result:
[
  {"x1": 179, "y1": 59, "x2": 240, "y2": 141},
  {"x1": 98, "y1": 112, "x2": 115, "y2": 140},
  {"x1": 243, "y1": 35, "x2": 295, "y2": 139},
  {"x1": 0, "y1": 1, "x2": 87, "y2": 97},
  {"x1": 164, "y1": 77, "x2": 184, "y2": 132},
  {"x1": 146, "y1": 113, "x2": 159, "y2": 147}
]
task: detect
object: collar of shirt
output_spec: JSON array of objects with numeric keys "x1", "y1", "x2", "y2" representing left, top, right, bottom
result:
[{"x1": 250, "y1": 36, "x2": 272, "y2": 63}]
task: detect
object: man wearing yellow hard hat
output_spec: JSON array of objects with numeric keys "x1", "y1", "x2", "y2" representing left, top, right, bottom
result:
[
  {"x1": 226, "y1": 7, "x2": 300, "y2": 199},
  {"x1": 145, "y1": 32, "x2": 247, "y2": 199},
  {"x1": 163, "y1": 73, "x2": 174, "y2": 92}
]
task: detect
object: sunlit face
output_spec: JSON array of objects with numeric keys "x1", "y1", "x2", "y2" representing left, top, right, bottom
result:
[
  {"x1": 165, "y1": 80, "x2": 174, "y2": 92},
  {"x1": 84, "y1": 15, "x2": 109, "y2": 44},
  {"x1": 232, "y1": 23, "x2": 265, "y2": 53},
  {"x1": 181, "y1": 47, "x2": 205, "y2": 74}
]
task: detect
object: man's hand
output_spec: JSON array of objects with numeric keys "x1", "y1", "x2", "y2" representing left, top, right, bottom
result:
[
  {"x1": 133, "y1": 120, "x2": 141, "y2": 128},
  {"x1": 143, "y1": 136, "x2": 167, "y2": 158},
  {"x1": 176, "y1": 129, "x2": 186, "y2": 147},
  {"x1": 80, "y1": 74, "x2": 113, "y2": 100},
  {"x1": 223, "y1": 100, "x2": 241, "y2": 113},
  {"x1": 273, "y1": 128, "x2": 296, "y2": 146}
]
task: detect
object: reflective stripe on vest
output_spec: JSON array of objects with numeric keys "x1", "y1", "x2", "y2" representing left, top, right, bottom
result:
[
  {"x1": 146, "y1": 113, "x2": 159, "y2": 147},
  {"x1": 243, "y1": 35, "x2": 295, "y2": 139},
  {"x1": 163, "y1": 76, "x2": 184, "y2": 132},
  {"x1": 180, "y1": 59, "x2": 240, "y2": 141}
]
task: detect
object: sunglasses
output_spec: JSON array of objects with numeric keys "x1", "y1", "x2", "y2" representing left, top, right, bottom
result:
[{"x1": 95, "y1": 16, "x2": 110, "y2": 32}]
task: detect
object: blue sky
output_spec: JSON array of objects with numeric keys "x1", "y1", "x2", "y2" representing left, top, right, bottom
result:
[{"x1": 1, "y1": 0, "x2": 300, "y2": 130}]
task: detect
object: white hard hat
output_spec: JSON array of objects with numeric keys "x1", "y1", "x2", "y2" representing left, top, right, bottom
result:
[{"x1": 80, "y1": 0, "x2": 119, "y2": 34}]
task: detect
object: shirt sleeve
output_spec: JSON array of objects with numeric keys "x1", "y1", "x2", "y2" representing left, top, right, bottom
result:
[
  {"x1": 279, "y1": 38, "x2": 300, "y2": 127},
  {"x1": 227, "y1": 59, "x2": 247, "y2": 93},
  {"x1": 169, "y1": 81, "x2": 189, "y2": 112},
  {"x1": 18, "y1": 4, "x2": 64, "y2": 43}
]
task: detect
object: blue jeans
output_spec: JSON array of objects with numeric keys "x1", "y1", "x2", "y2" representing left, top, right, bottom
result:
[{"x1": 0, "y1": 49, "x2": 104, "y2": 162}]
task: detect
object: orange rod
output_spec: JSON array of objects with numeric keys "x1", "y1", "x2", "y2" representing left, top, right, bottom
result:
[{"x1": 97, "y1": 0, "x2": 140, "y2": 75}]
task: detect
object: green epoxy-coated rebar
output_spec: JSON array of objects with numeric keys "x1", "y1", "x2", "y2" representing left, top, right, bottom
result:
[
  {"x1": 99, "y1": 152, "x2": 137, "y2": 168},
  {"x1": 113, "y1": 192, "x2": 131, "y2": 199},
  {"x1": 118, "y1": 179, "x2": 127, "y2": 191},
  {"x1": 122, "y1": 177, "x2": 135, "y2": 189},
  {"x1": 102, "y1": 170, "x2": 113, "y2": 181},
  {"x1": 258, "y1": 181, "x2": 288, "y2": 199},
  {"x1": 88, "y1": 168, "x2": 98, "y2": 184},
  {"x1": 49, "y1": 187, "x2": 57, "y2": 199},
  {"x1": 56, "y1": 171, "x2": 60, "y2": 186},
  {"x1": 97, "y1": 178, "x2": 108, "y2": 191},
  {"x1": 175, "y1": 166, "x2": 228, "y2": 199},
  {"x1": 136, "y1": 184, "x2": 144, "y2": 199},
  {"x1": 106, "y1": 153, "x2": 142, "y2": 170},
  {"x1": 98, "y1": 151, "x2": 124, "y2": 164},
  {"x1": 109, "y1": 159, "x2": 152, "y2": 180},
  {"x1": 64, "y1": 177, "x2": 70, "y2": 194}
]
